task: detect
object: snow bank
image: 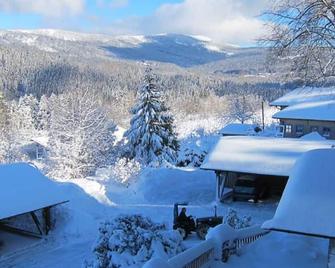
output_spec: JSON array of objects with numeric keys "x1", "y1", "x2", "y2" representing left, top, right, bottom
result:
[
  {"x1": 220, "y1": 123, "x2": 257, "y2": 136},
  {"x1": 300, "y1": 132, "x2": 326, "y2": 141},
  {"x1": 228, "y1": 232, "x2": 328, "y2": 268},
  {"x1": 134, "y1": 168, "x2": 216, "y2": 205},
  {"x1": 263, "y1": 149, "x2": 335, "y2": 238},
  {"x1": 0, "y1": 163, "x2": 67, "y2": 220}
]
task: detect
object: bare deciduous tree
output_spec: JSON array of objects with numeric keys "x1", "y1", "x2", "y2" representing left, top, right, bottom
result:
[{"x1": 263, "y1": 0, "x2": 335, "y2": 81}]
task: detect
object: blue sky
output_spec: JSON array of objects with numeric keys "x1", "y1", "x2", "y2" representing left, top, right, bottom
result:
[{"x1": 0, "y1": 0, "x2": 269, "y2": 46}]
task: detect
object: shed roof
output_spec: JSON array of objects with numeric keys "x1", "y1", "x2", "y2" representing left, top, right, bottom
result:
[
  {"x1": 0, "y1": 163, "x2": 67, "y2": 220},
  {"x1": 262, "y1": 149, "x2": 335, "y2": 238},
  {"x1": 270, "y1": 86, "x2": 335, "y2": 107},
  {"x1": 201, "y1": 136, "x2": 335, "y2": 177},
  {"x1": 220, "y1": 123, "x2": 257, "y2": 136},
  {"x1": 273, "y1": 100, "x2": 335, "y2": 122}
]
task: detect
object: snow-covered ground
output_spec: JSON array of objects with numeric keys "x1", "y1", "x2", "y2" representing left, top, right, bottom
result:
[
  {"x1": 0, "y1": 115, "x2": 329, "y2": 268},
  {"x1": 0, "y1": 165, "x2": 278, "y2": 268},
  {"x1": 217, "y1": 232, "x2": 328, "y2": 268}
]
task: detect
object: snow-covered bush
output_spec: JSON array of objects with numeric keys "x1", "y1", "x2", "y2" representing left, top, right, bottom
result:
[
  {"x1": 177, "y1": 147, "x2": 207, "y2": 167},
  {"x1": 224, "y1": 208, "x2": 252, "y2": 229},
  {"x1": 96, "y1": 158, "x2": 142, "y2": 185},
  {"x1": 86, "y1": 215, "x2": 183, "y2": 268}
]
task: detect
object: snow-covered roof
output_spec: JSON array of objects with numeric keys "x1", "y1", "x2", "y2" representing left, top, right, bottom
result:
[
  {"x1": 201, "y1": 136, "x2": 335, "y2": 176},
  {"x1": 263, "y1": 149, "x2": 335, "y2": 238},
  {"x1": 30, "y1": 136, "x2": 49, "y2": 147},
  {"x1": 273, "y1": 100, "x2": 335, "y2": 122},
  {"x1": 270, "y1": 86, "x2": 335, "y2": 107},
  {"x1": 220, "y1": 123, "x2": 257, "y2": 136},
  {"x1": 0, "y1": 163, "x2": 68, "y2": 220}
]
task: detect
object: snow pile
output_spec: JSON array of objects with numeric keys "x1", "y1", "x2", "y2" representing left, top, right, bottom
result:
[
  {"x1": 263, "y1": 148, "x2": 335, "y2": 238},
  {"x1": 95, "y1": 158, "x2": 142, "y2": 185},
  {"x1": 228, "y1": 232, "x2": 328, "y2": 268},
  {"x1": 86, "y1": 215, "x2": 183, "y2": 268},
  {"x1": 134, "y1": 167, "x2": 216, "y2": 205},
  {"x1": 300, "y1": 132, "x2": 326, "y2": 141}
]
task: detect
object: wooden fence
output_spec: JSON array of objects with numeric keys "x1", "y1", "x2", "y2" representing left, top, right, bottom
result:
[{"x1": 143, "y1": 224, "x2": 269, "y2": 268}]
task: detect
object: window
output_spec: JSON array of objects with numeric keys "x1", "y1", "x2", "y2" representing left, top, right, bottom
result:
[
  {"x1": 296, "y1": 125, "x2": 304, "y2": 135},
  {"x1": 285, "y1": 124, "x2": 292, "y2": 134},
  {"x1": 323, "y1": 127, "x2": 331, "y2": 137},
  {"x1": 310, "y1": 126, "x2": 319, "y2": 132}
]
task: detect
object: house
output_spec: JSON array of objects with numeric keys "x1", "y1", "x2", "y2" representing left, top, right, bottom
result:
[
  {"x1": 0, "y1": 163, "x2": 68, "y2": 237},
  {"x1": 270, "y1": 86, "x2": 335, "y2": 139},
  {"x1": 220, "y1": 123, "x2": 261, "y2": 137},
  {"x1": 20, "y1": 136, "x2": 48, "y2": 160},
  {"x1": 270, "y1": 86, "x2": 335, "y2": 110},
  {"x1": 273, "y1": 100, "x2": 335, "y2": 139},
  {"x1": 201, "y1": 136, "x2": 335, "y2": 202}
]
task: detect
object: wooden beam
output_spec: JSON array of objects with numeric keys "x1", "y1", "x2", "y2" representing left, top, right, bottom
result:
[
  {"x1": 0, "y1": 224, "x2": 42, "y2": 239},
  {"x1": 43, "y1": 207, "x2": 51, "y2": 235},
  {"x1": 30, "y1": 212, "x2": 43, "y2": 236}
]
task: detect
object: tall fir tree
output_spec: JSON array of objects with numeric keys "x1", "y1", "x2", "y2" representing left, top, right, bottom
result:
[{"x1": 125, "y1": 66, "x2": 179, "y2": 165}]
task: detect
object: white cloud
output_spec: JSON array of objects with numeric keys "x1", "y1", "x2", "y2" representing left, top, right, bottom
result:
[
  {"x1": 0, "y1": 0, "x2": 85, "y2": 17},
  {"x1": 109, "y1": 0, "x2": 129, "y2": 9},
  {"x1": 96, "y1": 0, "x2": 129, "y2": 9},
  {"x1": 107, "y1": 0, "x2": 270, "y2": 46}
]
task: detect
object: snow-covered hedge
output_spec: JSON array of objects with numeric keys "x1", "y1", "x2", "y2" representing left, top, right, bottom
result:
[
  {"x1": 86, "y1": 215, "x2": 183, "y2": 268},
  {"x1": 224, "y1": 208, "x2": 252, "y2": 229}
]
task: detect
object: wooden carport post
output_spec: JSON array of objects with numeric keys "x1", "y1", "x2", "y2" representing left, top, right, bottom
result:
[
  {"x1": 43, "y1": 206, "x2": 51, "y2": 235},
  {"x1": 215, "y1": 171, "x2": 228, "y2": 202},
  {"x1": 328, "y1": 239, "x2": 335, "y2": 268}
]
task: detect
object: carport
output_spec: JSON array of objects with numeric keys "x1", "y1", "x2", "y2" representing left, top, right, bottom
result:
[
  {"x1": 0, "y1": 163, "x2": 68, "y2": 238},
  {"x1": 201, "y1": 136, "x2": 335, "y2": 202}
]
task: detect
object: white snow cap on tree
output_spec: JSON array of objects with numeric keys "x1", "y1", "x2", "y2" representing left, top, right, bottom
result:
[{"x1": 125, "y1": 65, "x2": 179, "y2": 165}]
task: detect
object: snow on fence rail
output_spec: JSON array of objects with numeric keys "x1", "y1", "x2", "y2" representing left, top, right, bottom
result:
[{"x1": 143, "y1": 224, "x2": 269, "y2": 268}]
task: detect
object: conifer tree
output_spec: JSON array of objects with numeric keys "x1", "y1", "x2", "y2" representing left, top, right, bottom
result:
[{"x1": 125, "y1": 66, "x2": 179, "y2": 165}]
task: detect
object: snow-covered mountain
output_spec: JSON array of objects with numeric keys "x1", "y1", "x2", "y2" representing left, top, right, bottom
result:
[{"x1": 0, "y1": 29, "x2": 238, "y2": 67}]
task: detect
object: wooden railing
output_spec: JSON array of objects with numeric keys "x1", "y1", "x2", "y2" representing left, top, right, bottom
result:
[
  {"x1": 221, "y1": 227, "x2": 269, "y2": 262},
  {"x1": 143, "y1": 224, "x2": 269, "y2": 268}
]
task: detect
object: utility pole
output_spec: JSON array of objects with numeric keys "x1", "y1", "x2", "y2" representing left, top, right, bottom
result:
[{"x1": 261, "y1": 101, "x2": 265, "y2": 130}]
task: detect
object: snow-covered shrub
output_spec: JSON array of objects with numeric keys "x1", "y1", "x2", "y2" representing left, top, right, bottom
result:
[
  {"x1": 96, "y1": 158, "x2": 142, "y2": 185},
  {"x1": 224, "y1": 208, "x2": 252, "y2": 229},
  {"x1": 86, "y1": 215, "x2": 183, "y2": 268},
  {"x1": 177, "y1": 147, "x2": 207, "y2": 167}
]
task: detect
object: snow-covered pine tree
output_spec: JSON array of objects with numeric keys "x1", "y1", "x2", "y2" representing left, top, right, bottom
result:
[
  {"x1": 49, "y1": 89, "x2": 116, "y2": 179},
  {"x1": 125, "y1": 66, "x2": 179, "y2": 165}
]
